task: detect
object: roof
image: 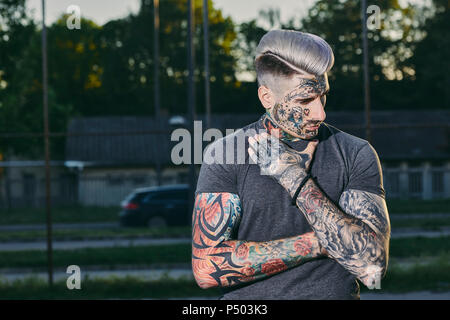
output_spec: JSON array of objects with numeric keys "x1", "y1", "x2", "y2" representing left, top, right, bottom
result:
[
  {"x1": 65, "y1": 111, "x2": 450, "y2": 165},
  {"x1": 330, "y1": 110, "x2": 450, "y2": 161}
]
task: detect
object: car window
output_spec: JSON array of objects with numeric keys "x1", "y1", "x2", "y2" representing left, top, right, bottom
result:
[
  {"x1": 141, "y1": 192, "x2": 157, "y2": 203},
  {"x1": 142, "y1": 190, "x2": 188, "y2": 202},
  {"x1": 154, "y1": 192, "x2": 177, "y2": 200},
  {"x1": 127, "y1": 192, "x2": 149, "y2": 203}
]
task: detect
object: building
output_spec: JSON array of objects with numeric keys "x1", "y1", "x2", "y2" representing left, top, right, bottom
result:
[{"x1": 1, "y1": 111, "x2": 448, "y2": 208}]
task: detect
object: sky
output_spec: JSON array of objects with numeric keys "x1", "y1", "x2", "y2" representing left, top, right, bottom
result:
[
  {"x1": 26, "y1": 0, "x2": 317, "y2": 26},
  {"x1": 26, "y1": 0, "x2": 427, "y2": 26},
  {"x1": 27, "y1": 0, "x2": 141, "y2": 25}
]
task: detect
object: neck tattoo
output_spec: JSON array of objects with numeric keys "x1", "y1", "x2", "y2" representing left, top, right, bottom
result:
[{"x1": 262, "y1": 112, "x2": 301, "y2": 142}]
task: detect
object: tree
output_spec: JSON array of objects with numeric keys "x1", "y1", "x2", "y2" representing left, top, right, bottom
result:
[
  {"x1": 92, "y1": 0, "x2": 242, "y2": 116},
  {"x1": 407, "y1": 0, "x2": 450, "y2": 109},
  {"x1": 296, "y1": 0, "x2": 427, "y2": 111},
  {"x1": 0, "y1": 0, "x2": 44, "y2": 158},
  {"x1": 0, "y1": 0, "x2": 247, "y2": 158}
]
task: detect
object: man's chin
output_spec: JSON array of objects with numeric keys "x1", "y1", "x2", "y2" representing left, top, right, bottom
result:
[{"x1": 284, "y1": 127, "x2": 319, "y2": 140}]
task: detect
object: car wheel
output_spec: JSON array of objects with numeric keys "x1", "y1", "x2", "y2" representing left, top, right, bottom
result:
[{"x1": 147, "y1": 216, "x2": 167, "y2": 228}]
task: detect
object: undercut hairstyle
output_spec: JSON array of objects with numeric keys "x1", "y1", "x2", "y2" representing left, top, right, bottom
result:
[{"x1": 255, "y1": 29, "x2": 335, "y2": 94}]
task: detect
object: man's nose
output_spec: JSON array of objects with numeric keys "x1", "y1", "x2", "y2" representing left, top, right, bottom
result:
[{"x1": 306, "y1": 98, "x2": 326, "y2": 122}]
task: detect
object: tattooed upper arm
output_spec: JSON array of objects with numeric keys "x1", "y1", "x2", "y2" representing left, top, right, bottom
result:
[
  {"x1": 338, "y1": 189, "x2": 391, "y2": 238},
  {"x1": 192, "y1": 192, "x2": 242, "y2": 246},
  {"x1": 192, "y1": 192, "x2": 324, "y2": 289},
  {"x1": 191, "y1": 192, "x2": 242, "y2": 288}
]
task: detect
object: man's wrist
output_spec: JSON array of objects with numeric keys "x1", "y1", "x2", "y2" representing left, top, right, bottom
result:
[
  {"x1": 295, "y1": 178, "x2": 316, "y2": 201},
  {"x1": 291, "y1": 173, "x2": 312, "y2": 206},
  {"x1": 278, "y1": 167, "x2": 308, "y2": 197}
]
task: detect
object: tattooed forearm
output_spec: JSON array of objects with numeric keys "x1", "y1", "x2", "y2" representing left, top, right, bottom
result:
[
  {"x1": 293, "y1": 180, "x2": 390, "y2": 288},
  {"x1": 192, "y1": 192, "x2": 324, "y2": 289}
]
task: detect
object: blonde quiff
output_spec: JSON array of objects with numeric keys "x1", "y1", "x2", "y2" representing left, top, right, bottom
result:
[{"x1": 254, "y1": 29, "x2": 335, "y2": 93}]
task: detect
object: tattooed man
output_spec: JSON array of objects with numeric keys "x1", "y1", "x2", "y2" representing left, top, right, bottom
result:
[{"x1": 192, "y1": 30, "x2": 390, "y2": 299}]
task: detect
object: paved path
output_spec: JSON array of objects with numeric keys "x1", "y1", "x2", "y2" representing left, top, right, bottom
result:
[
  {"x1": 0, "y1": 268, "x2": 194, "y2": 284},
  {"x1": 1, "y1": 267, "x2": 447, "y2": 300},
  {"x1": 0, "y1": 227, "x2": 449, "y2": 252},
  {"x1": 0, "y1": 237, "x2": 191, "y2": 252},
  {"x1": 360, "y1": 291, "x2": 450, "y2": 300},
  {"x1": 1, "y1": 213, "x2": 447, "y2": 232},
  {"x1": 175, "y1": 291, "x2": 450, "y2": 300},
  {"x1": 0, "y1": 213, "x2": 448, "y2": 252},
  {"x1": 390, "y1": 226, "x2": 450, "y2": 238},
  {"x1": 0, "y1": 222, "x2": 118, "y2": 232},
  {"x1": 389, "y1": 213, "x2": 450, "y2": 220}
]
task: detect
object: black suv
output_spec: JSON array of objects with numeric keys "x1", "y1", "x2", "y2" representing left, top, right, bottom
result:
[{"x1": 119, "y1": 184, "x2": 190, "y2": 227}]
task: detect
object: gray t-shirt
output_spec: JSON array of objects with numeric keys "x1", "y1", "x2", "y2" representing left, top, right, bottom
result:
[{"x1": 195, "y1": 114, "x2": 385, "y2": 300}]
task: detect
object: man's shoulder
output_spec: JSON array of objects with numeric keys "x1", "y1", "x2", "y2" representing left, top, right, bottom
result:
[
  {"x1": 202, "y1": 119, "x2": 261, "y2": 166},
  {"x1": 324, "y1": 122, "x2": 382, "y2": 174},
  {"x1": 322, "y1": 122, "x2": 370, "y2": 152}
]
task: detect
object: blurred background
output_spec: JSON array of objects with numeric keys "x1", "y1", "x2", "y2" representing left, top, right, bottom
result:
[{"x1": 0, "y1": 0, "x2": 448, "y2": 299}]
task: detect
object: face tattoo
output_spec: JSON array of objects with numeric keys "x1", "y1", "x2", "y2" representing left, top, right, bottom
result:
[{"x1": 268, "y1": 73, "x2": 329, "y2": 140}]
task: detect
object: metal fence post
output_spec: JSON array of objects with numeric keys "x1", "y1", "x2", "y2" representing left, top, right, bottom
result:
[{"x1": 41, "y1": 0, "x2": 53, "y2": 287}]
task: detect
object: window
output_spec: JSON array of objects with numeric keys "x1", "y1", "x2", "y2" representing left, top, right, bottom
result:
[
  {"x1": 432, "y1": 171, "x2": 444, "y2": 194},
  {"x1": 408, "y1": 172, "x2": 422, "y2": 196},
  {"x1": 23, "y1": 173, "x2": 36, "y2": 206},
  {"x1": 23, "y1": 173, "x2": 36, "y2": 197},
  {"x1": 60, "y1": 173, "x2": 76, "y2": 202},
  {"x1": 143, "y1": 190, "x2": 186, "y2": 202},
  {"x1": 153, "y1": 192, "x2": 177, "y2": 201}
]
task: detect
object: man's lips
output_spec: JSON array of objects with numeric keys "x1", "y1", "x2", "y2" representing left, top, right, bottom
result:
[{"x1": 305, "y1": 124, "x2": 321, "y2": 130}]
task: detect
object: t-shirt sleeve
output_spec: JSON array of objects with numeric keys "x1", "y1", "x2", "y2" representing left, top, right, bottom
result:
[
  {"x1": 344, "y1": 143, "x2": 385, "y2": 199},
  {"x1": 195, "y1": 140, "x2": 238, "y2": 195}
]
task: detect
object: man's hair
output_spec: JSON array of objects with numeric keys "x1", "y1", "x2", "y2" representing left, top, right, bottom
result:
[{"x1": 255, "y1": 30, "x2": 334, "y2": 93}]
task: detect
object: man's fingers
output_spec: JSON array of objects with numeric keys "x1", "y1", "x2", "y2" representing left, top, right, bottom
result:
[
  {"x1": 249, "y1": 135, "x2": 274, "y2": 167},
  {"x1": 248, "y1": 147, "x2": 258, "y2": 164},
  {"x1": 251, "y1": 134, "x2": 271, "y2": 157}
]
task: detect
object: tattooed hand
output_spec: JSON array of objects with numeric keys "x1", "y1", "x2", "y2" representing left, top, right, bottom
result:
[{"x1": 248, "y1": 131, "x2": 319, "y2": 197}]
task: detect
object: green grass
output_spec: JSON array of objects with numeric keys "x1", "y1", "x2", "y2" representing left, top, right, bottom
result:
[
  {"x1": 0, "y1": 259, "x2": 448, "y2": 299},
  {"x1": 0, "y1": 216, "x2": 448, "y2": 243},
  {"x1": 0, "y1": 244, "x2": 192, "y2": 269},
  {"x1": 0, "y1": 236, "x2": 448, "y2": 299},
  {"x1": 0, "y1": 206, "x2": 119, "y2": 225},
  {"x1": 0, "y1": 216, "x2": 449, "y2": 243},
  {"x1": 0, "y1": 226, "x2": 192, "y2": 242},
  {"x1": 0, "y1": 275, "x2": 222, "y2": 300},
  {"x1": 388, "y1": 236, "x2": 450, "y2": 258},
  {"x1": 0, "y1": 215, "x2": 447, "y2": 243},
  {"x1": 0, "y1": 236, "x2": 448, "y2": 270},
  {"x1": 360, "y1": 255, "x2": 450, "y2": 293},
  {"x1": 386, "y1": 198, "x2": 450, "y2": 214},
  {"x1": 391, "y1": 217, "x2": 450, "y2": 230},
  {"x1": 0, "y1": 198, "x2": 448, "y2": 226}
]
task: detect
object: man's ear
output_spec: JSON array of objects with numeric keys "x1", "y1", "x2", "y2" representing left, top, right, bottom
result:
[{"x1": 258, "y1": 85, "x2": 276, "y2": 110}]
